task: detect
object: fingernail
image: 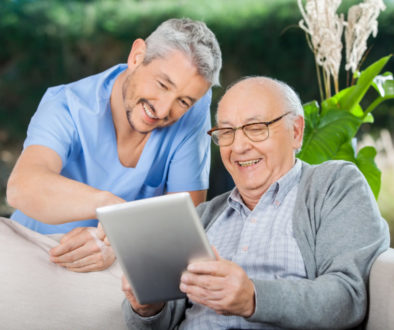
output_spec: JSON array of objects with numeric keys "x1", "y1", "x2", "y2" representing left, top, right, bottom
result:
[{"x1": 180, "y1": 283, "x2": 187, "y2": 292}]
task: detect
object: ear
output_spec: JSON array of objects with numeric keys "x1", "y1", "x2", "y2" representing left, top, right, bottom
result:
[
  {"x1": 127, "y1": 39, "x2": 146, "y2": 70},
  {"x1": 292, "y1": 115, "x2": 304, "y2": 150}
]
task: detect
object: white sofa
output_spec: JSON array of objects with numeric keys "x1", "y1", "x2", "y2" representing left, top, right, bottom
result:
[
  {"x1": 1, "y1": 216, "x2": 392, "y2": 329},
  {"x1": 366, "y1": 248, "x2": 394, "y2": 330},
  {"x1": 0, "y1": 217, "x2": 128, "y2": 330}
]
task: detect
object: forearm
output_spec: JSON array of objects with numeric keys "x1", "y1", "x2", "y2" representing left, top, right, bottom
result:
[
  {"x1": 249, "y1": 276, "x2": 366, "y2": 329},
  {"x1": 7, "y1": 164, "x2": 124, "y2": 224}
]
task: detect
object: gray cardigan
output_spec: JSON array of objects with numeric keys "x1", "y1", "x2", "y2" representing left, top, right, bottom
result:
[{"x1": 122, "y1": 160, "x2": 390, "y2": 329}]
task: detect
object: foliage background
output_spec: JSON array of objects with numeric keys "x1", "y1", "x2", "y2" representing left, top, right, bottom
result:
[{"x1": 0, "y1": 0, "x2": 393, "y2": 241}]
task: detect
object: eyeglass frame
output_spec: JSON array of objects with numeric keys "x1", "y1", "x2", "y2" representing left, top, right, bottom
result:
[{"x1": 207, "y1": 111, "x2": 292, "y2": 146}]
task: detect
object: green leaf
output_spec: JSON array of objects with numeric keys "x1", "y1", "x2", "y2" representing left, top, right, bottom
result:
[
  {"x1": 339, "y1": 55, "x2": 391, "y2": 112},
  {"x1": 363, "y1": 113, "x2": 374, "y2": 123},
  {"x1": 364, "y1": 72, "x2": 394, "y2": 115},
  {"x1": 298, "y1": 108, "x2": 362, "y2": 164},
  {"x1": 332, "y1": 143, "x2": 381, "y2": 199},
  {"x1": 321, "y1": 87, "x2": 373, "y2": 122},
  {"x1": 354, "y1": 146, "x2": 381, "y2": 199},
  {"x1": 303, "y1": 100, "x2": 320, "y2": 122},
  {"x1": 321, "y1": 87, "x2": 351, "y2": 111},
  {"x1": 372, "y1": 72, "x2": 394, "y2": 99},
  {"x1": 333, "y1": 141, "x2": 356, "y2": 162}
]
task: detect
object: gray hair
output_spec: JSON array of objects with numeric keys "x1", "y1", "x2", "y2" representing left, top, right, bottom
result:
[{"x1": 143, "y1": 18, "x2": 222, "y2": 86}]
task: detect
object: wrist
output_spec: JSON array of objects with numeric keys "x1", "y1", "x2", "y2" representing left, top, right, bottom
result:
[
  {"x1": 96, "y1": 191, "x2": 125, "y2": 209},
  {"x1": 243, "y1": 279, "x2": 256, "y2": 318}
]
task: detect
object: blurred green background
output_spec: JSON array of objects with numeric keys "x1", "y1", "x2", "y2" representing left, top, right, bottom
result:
[{"x1": 1, "y1": 0, "x2": 393, "y2": 243}]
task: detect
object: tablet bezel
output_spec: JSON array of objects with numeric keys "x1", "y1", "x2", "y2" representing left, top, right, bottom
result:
[{"x1": 96, "y1": 192, "x2": 214, "y2": 304}]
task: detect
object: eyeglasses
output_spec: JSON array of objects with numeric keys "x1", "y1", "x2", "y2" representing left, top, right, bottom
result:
[{"x1": 207, "y1": 112, "x2": 291, "y2": 146}]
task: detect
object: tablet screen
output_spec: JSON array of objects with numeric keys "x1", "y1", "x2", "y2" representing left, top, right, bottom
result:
[{"x1": 96, "y1": 192, "x2": 214, "y2": 304}]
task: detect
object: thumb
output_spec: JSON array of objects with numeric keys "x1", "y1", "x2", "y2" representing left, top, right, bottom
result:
[
  {"x1": 96, "y1": 223, "x2": 106, "y2": 241},
  {"x1": 211, "y1": 245, "x2": 221, "y2": 261},
  {"x1": 104, "y1": 236, "x2": 111, "y2": 246}
]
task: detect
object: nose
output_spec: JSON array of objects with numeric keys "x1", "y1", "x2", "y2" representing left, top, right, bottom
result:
[
  {"x1": 155, "y1": 96, "x2": 173, "y2": 119},
  {"x1": 231, "y1": 128, "x2": 251, "y2": 153}
]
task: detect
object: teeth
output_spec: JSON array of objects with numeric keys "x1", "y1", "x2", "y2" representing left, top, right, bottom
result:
[
  {"x1": 238, "y1": 159, "x2": 260, "y2": 167},
  {"x1": 142, "y1": 103, "x2": 158, "y2": 119}
]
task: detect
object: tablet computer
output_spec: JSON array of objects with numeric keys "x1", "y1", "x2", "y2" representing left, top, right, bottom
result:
[{"x1": 96, "y1": 192, "x2": 214, "y2": 304}]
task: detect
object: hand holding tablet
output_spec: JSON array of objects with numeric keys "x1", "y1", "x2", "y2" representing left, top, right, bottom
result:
[{"x1": 96, "y1": 193, "x2": 214, "y2": 304}]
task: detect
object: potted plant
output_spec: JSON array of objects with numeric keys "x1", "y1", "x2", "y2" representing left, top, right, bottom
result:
[{"x1": 296, "y1": 0, "x2": 393, "y2": 198}]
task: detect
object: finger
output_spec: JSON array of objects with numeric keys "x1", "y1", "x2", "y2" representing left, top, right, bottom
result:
[
  {"x1": 96, "y1": 223, "x2": 106, "y2": 241},
  {"x1": 187, "y1": 259, "x2": 229, "y2": 276},
  {"x1": 50, "y1": 229, "x2": 93, "y2": 257},
  {"x1": 181, "y1": 272, "x2": 224, "y2": 291},
  {"x1": 66, "y1": 249, "x2": 115, "y2": 273},
  {"x1": 55, "y1": 253, "x2": 99, "y2": 269},
  {"x1": 122, "y1": 276, "x2": 144, "y2": 307},
  {"x1": 185, "y1": 291, "x2": 225, "y2": 307},
  {"x1": 50, "y1": 238, "x2": 101, "y2": 263},
  {"x1": 66, "y1": 262, "x2": 105, "y2": 273},
  {"x1": 181, "y1": 281, "x2": 224, "y2": 301},
  {"x1": 60, "y1": 227, "x2": 86, "y2": 243},
  {"x1": 122, "y1": 275, "x2": 131, "y2": 291},
  {"x1": 186, "y1": 292, "x2": 233, "y2": 316},
  {"x1": 211, "y1": 245, "x2": 221, "y2": 260}
]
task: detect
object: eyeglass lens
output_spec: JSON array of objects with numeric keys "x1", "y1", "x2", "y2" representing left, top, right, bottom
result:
[{"x1": 212, "y1": 123, "x2": 269, "y2": 146}]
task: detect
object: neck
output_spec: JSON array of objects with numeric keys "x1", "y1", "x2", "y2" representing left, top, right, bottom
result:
[
  {"x1": 240, "y1": 192, "x2": 262, "y2": 211},
  {"x1": 239, "y1": 158, "x2": 296, "y2": 210}
]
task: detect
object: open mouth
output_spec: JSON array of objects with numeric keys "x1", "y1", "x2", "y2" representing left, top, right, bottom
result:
[
  {"x1": 142, "y1": 101, "x2": 158, "y2": 120},
  {"x1": 237, "y1": 159, "x2": 261, "y2": 167}
]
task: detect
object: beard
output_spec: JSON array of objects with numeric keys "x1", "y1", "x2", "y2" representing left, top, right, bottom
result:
[
  {"x1": 122, "y1": 72, "x2": 153, "y2": 134},
  {"x1": 121, "y1": 70, "x2": 175, "y2": 134}
]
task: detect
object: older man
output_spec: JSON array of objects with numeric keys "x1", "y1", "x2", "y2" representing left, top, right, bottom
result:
[
  {"x1": 7, "y1": 18, "x2": 221, "y2": 272},
  {"x1": 122, "y1": 77, "x2": 389, "y2": 329}
]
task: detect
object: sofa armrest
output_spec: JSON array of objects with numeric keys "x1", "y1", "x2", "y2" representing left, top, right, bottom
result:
[{"x1": 366, "y1": 248, "x2": 394, "y2": 330}]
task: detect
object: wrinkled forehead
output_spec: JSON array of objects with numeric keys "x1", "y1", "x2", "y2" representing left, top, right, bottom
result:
[{"x1": 217, "y1": 80, "x2": 286, "y2": 124}]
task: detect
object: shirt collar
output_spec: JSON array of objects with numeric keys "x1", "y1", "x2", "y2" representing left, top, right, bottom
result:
[
  {"x1": 274, "y1": 159, "x2": 301, "y2": 205},
  {"x1": 227, "y1": 159, "x2": 301, "y2": 212}
]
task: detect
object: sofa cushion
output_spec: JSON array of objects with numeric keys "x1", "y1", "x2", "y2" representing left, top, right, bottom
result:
[
  {"x1": 366, "y1": 248, "x2": 394, "y2": 330},
  {"x1": 0, "y1": 217, "x2": 127, "y2": 330}
]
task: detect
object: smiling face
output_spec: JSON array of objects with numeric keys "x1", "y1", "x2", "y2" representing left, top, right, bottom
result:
[
  {"x1": 120, "y1": 41, "x2": 210, "y2": 134},
  {"x1": 217, "y1": 78, "x2": 304, "y2": 209}
]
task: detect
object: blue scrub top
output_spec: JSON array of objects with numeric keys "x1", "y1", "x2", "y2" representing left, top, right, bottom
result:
[{"x1": 11, "y1": 64, "x2": 212, "y2": 234}]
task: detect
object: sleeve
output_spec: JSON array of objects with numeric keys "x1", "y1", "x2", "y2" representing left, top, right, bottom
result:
[
  {"x1": 246, "y1": 162, "x2": 390, "y2": 329},
  {"x1": 122, "y1": 298, "x2": 187, "y2": 330},
  {"x1": 165, "y1": 89, "x2": 212, "y2": 192},
  {"x1": 23, "y1": 86, "x2": 78, "y2": 167}
]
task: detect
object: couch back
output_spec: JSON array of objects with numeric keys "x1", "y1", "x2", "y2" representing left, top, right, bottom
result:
[{"x1": 366, "y1": 248, "x2": 394, "y2": 330}]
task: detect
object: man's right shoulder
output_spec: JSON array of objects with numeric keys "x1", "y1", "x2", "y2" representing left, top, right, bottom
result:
[
  {"x1": 43, "y1": 64, "x2": 126, "y2": 102},
  {"x1": 196, "y1": 191, "x2": 231, "y2": 228}
]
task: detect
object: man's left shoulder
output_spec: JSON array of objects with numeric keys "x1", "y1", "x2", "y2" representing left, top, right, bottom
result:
[
  {"x1": 183, "y1": 89, "x2": 212, "y2": 119},
  {"x1": 301, "y1": 159, "x2": 361, "y2": 178}
]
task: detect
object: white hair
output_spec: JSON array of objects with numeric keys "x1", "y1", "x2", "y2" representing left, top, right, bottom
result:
[
  {"x1": 270, "y1": 78, "x2": 304, "y2": 128},
  {"x1": 143, "y1": 18, "x2": 222, "y2": 86},
  {"x1": 217, "y1": 76, "x2": 305, "y2": 151},
  {"x1": 218, "y1": 76, "x2": 304, "y2": 126}
]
